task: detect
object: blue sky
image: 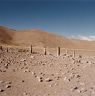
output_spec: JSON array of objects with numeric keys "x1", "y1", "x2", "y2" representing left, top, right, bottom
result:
[{"x1": 0, "y1": 0, "x2": 95, "y2": 39}]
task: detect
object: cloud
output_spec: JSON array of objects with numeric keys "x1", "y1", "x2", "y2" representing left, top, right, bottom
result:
[{"x1": 70, "y1": 35, "x2": 95, "y2": 41}]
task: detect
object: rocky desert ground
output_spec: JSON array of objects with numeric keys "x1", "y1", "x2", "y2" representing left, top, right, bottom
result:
[
  {"x1": 1, "y1": 26, "x2": 95, "y2": 96},
  {"x1": 0, "y1": 46, "x2": 95, "y2": 96}
]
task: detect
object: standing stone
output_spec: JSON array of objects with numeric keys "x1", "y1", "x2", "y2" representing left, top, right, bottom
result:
[
  {"x1": 31, "y1": 45, "x2": 32, "y2": 53},
  {"x1": 58, "y1": 47, "x2": 60, "y2": 56},
  {"x1": 44, "y1": 48, "x2": 46, "y2": 55}
]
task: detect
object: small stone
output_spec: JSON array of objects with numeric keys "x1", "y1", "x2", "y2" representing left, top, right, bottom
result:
[
  {"x1": 2, "y1": 70, "x2": 6, "y2": 72},
  {"x1": 4, "y1": 64, "x2": 8, "y2": 69},
  {"x1": 22, "y1": 80, "x2": 25, "y2": 82},
  {"x1": 77, "y1": 60, "x2": 81, "y2": 63},
  {"x1": 0, "y1": 89, "x2": 4, "y2": 92},
  {"x1": 76, "y1": 74, "x2": 81, "y2": 78},
  {"x1": 45, "y1": 78, "x2": 53, "y2": 82},
  {"x1": 20, "y1": 58, "x2": 26, "y2": 62},
  {"x1": 64, "y1": 77, "x2": 70, "y2": 82},
  {"x1": 24, "y1": 69, "x2": 29, "y2": 72},
  {"x1": 80, "y1": 88, "x2": 87, "y2": 93},
  {"x1": 71, "y1": 87, "x2": 79, "y2": 91},
  {"x1": 78, "y1": 55, "x2": 82, "y2": 58},
  {"x1": 32, "y1": 72, "x2": 35, "y2": 75},
  {"x1": 37, "y1": 76, "x2": 43, "y2": 82},
  {"x1": 30, "y1": 55, "x2": 34, "y2": 59},
  {"x1": 56, "y1": 76, "x2": 61, "y2": 80},
  {"x1": 23, "y1": 92, "x2": 28, "y2": 96},
  {"x1": 74, "y1": 87, "x2": 78, "y2": 90},
  {"x1": 77, "y1": 89, "x2": 81, "y2": 93},
  {"x1": 5, "y1": 85, "x2": 11, "y2": 88},
  {"x1": 5, "y1": 81, "x2": 12, "y2": 84}
]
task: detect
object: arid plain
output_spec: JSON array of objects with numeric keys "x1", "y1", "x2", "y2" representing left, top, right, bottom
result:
[{"x1": 0, "y1": 26, "x2": 95, "y2": 96}]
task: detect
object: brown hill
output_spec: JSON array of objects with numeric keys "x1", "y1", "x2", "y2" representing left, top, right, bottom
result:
[
  {"x1": 14, "y1": 29, "x2": 75, "y2": 48},
  {"x1": 0, "y1": 26, "x2": 95, "y2": 50},
  {"x1": 0, "y1": 26, "x2": 15, "y2": 45},
  {"x1": 0, "y1": 26, "x2": 74, "y2": 48}
]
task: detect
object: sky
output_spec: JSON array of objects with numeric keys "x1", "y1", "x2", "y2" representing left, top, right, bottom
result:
[{"x1": 0, "y1": 0, "x2": 95, "y2": 40}]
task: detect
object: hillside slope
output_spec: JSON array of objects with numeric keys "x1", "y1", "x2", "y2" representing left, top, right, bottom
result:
[
  {"x1": 0, "y1": 26, "x2": 95, "y2": 50},
  {"x1": 0, "y1": 26, "x2": 15, "y2": 45},
  {"x1": 14, "y1": 29, "x2": 74, "y2": 48}
]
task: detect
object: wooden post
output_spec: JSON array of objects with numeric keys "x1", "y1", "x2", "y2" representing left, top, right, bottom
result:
[
  {"x1": 7, "y1": 48, "x2": 8, "y2": 52},
  {"x1": 0, "y1": 46, "x2": 3, "y2": 51},
  {"x1": 73, "y1": 50, "x2": 75, "y2": 58},
  {"x1": 44, "y1": 47, "x2": 46, "y2": 55},
  {"x1": 58, "y1": 47, "x2": 60, "y2": 56},
  {"x1": 31, "y1": 45, "x2": 32, "y2": 53}
]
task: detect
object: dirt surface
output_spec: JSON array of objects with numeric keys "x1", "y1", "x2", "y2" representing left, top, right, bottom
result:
[{"x1": 0, "y1": 46, "x2": 95, "y2": 96}]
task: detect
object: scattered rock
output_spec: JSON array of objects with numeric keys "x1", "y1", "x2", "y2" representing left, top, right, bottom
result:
[
  {"x1": 76, "y1": 89, "x2": 81, "y2": 93},
  {"x1": 32, "y1": 72, "x2": 36, "y2": 75},
  {"x1": 45, "y1": 78, "x2": 53, "y2": 82},
  {"x1": 5, "y1": 85, "x2": 11, "y2": 88},
  {"x1": 0, "y1": 89, "x2": 4, "y2": 92},
  {"x1": 37, "y1": 76, "x2": 43, "y2": 82},
  {"x1": 5, "y1": 81, "x2": 12, "y2": 84},
  {"x1": 64, "y1": 77, "x2": 70, "y2": 82},
  {"x1": 23, "y1": 92, "x2": 29, "y2": 96},
  {"x1": 78, "y1": 55, "x2": 82, "y2": 58},
  {"x1": 21, "y1": 80, "x2": 25, "y2": 82},
  {"x1": 20, "y1": 58, "x2": 26, "y2": 62},
  {"x1": 76, "y1": 74, "x2": 81, "y2": 78},
  {"x1": 78, "y1": 87, "x2": 87, "y2": 93},
  {"x1": 71, "y1": 87, "x2": 79, "y2": 92},
  {"x1": 30, "y1": 55, "x2": 34, "y2": 59},
  {"x1": 24, "y1": 69, "x2": 29, "y2": 72},
  {"x1": 4, "y1": 64, "x2": 8, "y2": 69}
]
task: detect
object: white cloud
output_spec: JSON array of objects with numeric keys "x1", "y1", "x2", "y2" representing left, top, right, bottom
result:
[{"x1": 70, "y1": 35, "x2": 95, "y2": 41}]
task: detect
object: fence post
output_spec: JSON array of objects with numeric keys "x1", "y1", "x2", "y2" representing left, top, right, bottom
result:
[
  {"x1": 58, "y1": 46, "x2": 60, "y2": 56},
  {"x1": 31, "y1": 45, "x2": 32, "y2": 53},
  {"x1": 44, "y1": 47, "x2": 46, "y2": 55},
  {"x1": 73, "y1": 50, "x2": 75, "y2": 58},
  {"x1": 0, "y1": 46, "x2": 3, "y2": 51},
  {"x1": 7, "y1": 48, "x2": 8, "y2": 52}
]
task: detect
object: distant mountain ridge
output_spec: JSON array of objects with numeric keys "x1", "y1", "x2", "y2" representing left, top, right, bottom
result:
[{"x1": 0, "y1": 26, "x2": 95, "y2": 50}]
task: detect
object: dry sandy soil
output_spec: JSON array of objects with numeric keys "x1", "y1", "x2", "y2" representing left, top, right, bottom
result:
[{"x1": 0, "y1": 26, "x2": 95, "y2": 96}]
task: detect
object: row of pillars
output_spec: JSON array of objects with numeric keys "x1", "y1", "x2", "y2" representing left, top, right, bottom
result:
[
  {"x1": 0, "y1": 45, "x2": 75, "y2": 57},
  {"x1": 31, "y1": 45, "x2": 75, "y2": 57}
]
